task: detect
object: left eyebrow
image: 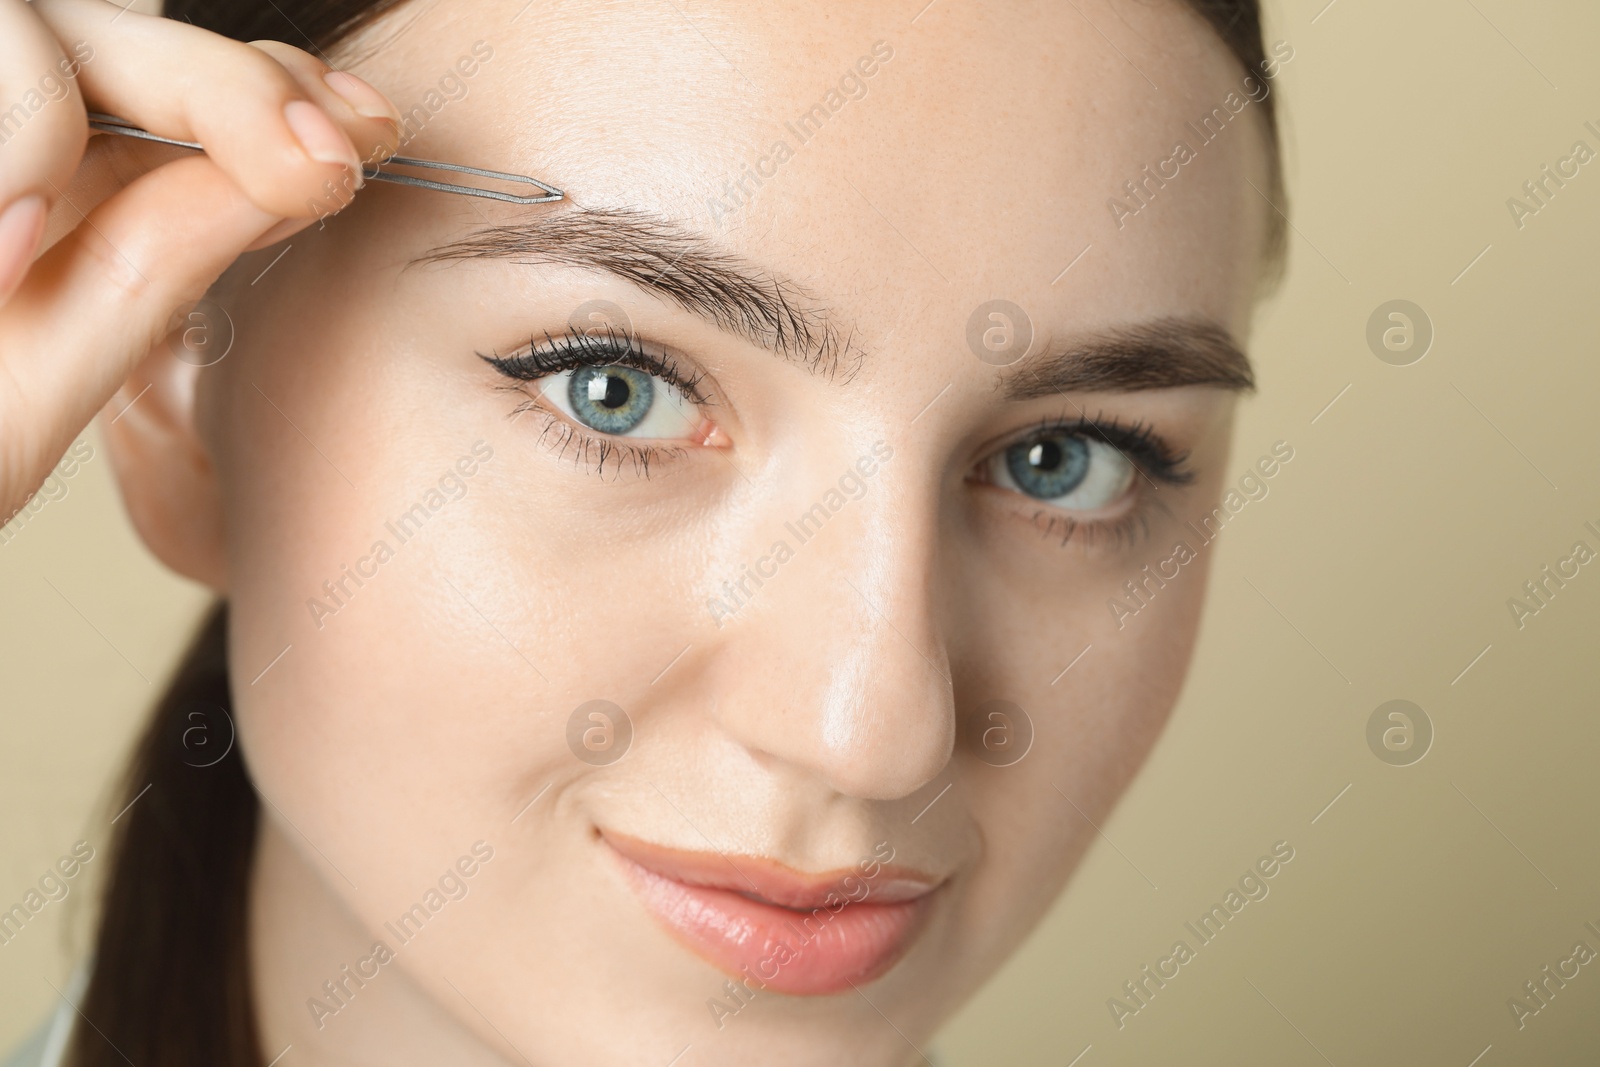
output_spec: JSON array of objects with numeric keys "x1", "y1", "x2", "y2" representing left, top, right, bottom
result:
[{"x1": 1003, "y1": 317, "x2": 1256, "y2": 398}]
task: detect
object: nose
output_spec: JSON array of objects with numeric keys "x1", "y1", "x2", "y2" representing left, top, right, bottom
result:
[{"x1": 707, "y1": 452, "x2": 955, "y2": 801}]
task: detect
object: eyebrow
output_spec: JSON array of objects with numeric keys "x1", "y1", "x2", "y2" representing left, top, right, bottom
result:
[
  {"x1": 416, "y1": 208, "x2": 1254, "y2": 396},
  {"x1": 415, "y1": 207, "x2": 860, "y2": 380},
  {"x1": 1006, "y1": 317, "x2": 1256, "y2": 399}
]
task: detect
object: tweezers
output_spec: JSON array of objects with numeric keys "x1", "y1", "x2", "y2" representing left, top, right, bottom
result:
[{"x1": 87, "y1": 112, "x2": 564, "y2": 205}]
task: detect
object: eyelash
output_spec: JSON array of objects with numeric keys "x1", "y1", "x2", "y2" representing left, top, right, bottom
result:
[
  {"x1": 478, "y1": 327, "x2": 708, "y2": 479},
  {"x1": 989, "y1": 412, "x2": 1194, "y2": 550},
  {"x1": 479, "y1": 332, "x2": 1197, "y2": 548}
]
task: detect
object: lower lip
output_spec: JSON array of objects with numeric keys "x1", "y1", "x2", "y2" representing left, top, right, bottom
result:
[{"x1": 610, "y1": 851, "x2": 933, "y2": 996}]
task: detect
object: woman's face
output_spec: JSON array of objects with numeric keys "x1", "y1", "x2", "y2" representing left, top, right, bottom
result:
[{"x1": 143, "y1": 0, "x2": 1271, "y2": 1061}]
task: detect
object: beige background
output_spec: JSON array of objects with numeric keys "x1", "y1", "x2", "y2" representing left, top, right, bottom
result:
[{"x1": 4, "y1": 0, "x2": 1599, "y2": 1063}]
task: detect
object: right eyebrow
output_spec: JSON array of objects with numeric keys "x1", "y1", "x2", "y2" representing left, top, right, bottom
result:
[{"x1": 413, "y1": 207, "x2": 860, "y2": 379}]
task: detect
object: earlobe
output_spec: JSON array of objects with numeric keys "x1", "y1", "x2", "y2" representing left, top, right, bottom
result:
[{"x1": 100, "y1": 341, "x2": 228, "y2": 592}]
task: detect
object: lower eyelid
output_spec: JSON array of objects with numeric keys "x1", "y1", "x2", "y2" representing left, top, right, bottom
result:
[
  {"x1": 498, "y1": 370, "x2": 722, "y2": 482},
  {"x1": 1030, "y1": 507, "x2": 1153, "y2": 551},
  {"x1": 519, "y1": 401, "x2": 684, "y2": 480}
]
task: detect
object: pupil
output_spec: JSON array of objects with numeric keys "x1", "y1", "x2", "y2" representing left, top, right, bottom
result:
[
  {"x1": 601, "y1": 374, "x2": 630, "y2": 409},
  {"x1": 1029, "y1": 441, "x2": 1063, "y2": 470}
]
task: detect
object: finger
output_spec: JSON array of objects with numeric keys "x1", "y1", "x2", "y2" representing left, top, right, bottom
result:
[
  {"x1": 244, "y1": 214, "x2": 318, "y2": 253},
  {"x1": 30, "y1": 0, "x2": 396, "y2": 219},
  {"x1": 251, "y1": 39, "x2": 402, "y2": 166},
  {"x1": 237, "y1": 43, "x2": 409, "y2": 250},
  {"x1": 0, "y1": 0, "x2": 88, "y2": 301},
  {"x1": 249, "y1": 38, "x2": 404, "y2": 221},
  {"x1": 2, "y1": 154, "x2": 276, "y2": 478},
  {"x1": 41, "y1": 132, "x2": 188, "y2": 252}
]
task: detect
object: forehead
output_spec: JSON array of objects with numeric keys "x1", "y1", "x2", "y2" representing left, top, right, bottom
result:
[{"x1": 341, "y1": 0, "x2": 1270, "y2": 339}]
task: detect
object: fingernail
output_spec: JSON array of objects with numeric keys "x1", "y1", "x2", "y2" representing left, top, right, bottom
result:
[
  {"x1": 0, "y1": 195, "x2": 48, "y2": 307},
  {"x1": 284, "y1": 99, "x2": 363, "y2": 172},
  {"x1": 324, "y1": 70, "x2": 403, "y2": 124}
]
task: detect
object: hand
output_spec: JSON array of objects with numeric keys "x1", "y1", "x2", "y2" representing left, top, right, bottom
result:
[{"x1": 0, "y1": 0, "x2": 400, "y2": 524}]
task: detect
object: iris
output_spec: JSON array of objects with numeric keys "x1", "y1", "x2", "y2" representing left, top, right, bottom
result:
[
  {"x1": 569, "y1": 365, "x2": 654, "y2": 434},
  {"x1": 1005, "y1": 433, "x2": 1090, "y2": 500}
]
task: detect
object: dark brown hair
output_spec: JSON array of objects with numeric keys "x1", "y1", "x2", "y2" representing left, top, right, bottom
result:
[{"x1": 66, "y1": 3, "x2": 1283, "y2": 1063}]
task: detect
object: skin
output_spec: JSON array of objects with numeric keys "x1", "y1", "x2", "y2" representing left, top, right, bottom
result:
[{"x1": 1, "y1": 0, "x2": 1273, "y2": 1063}]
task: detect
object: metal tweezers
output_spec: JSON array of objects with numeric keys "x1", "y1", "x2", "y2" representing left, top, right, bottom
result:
[{"x1": 87, "y1": 112, "x2": 564, "y2": 205}]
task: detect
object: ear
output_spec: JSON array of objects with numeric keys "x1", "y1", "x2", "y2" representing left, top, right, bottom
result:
[{"x1": 100, "y1": 335, "x2": 227, "y2": 591}]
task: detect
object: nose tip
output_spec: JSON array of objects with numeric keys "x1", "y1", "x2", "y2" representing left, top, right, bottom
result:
[
  {"x1": 810, "y1": 616, "x2": 956, "y2": 801},
  {"x1": 709, "y1": 564, "x2": 957, "y2": 803}
]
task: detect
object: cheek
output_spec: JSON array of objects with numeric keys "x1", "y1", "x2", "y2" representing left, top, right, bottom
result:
[
  {"x1": 947, "y1": 525, "x2": 1212, "y2": 968},
  {"x1": 211, "y1": 338, "x2": 558, "y2": 912},
  {"x1": 218, "y1": 384, "x2": 703, "y2": 901},
  {"x1": 206, "y1": 264, "x2": 721, "y2": 916}
]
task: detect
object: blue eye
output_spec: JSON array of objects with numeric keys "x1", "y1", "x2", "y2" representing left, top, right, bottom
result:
[
  {"x1": 569, "y1": 365, "x2": 654, "y2": 434},
  {"x1": 539, "y1": 363, "x2": 700, "y2": 439},
  {"x1": 1006, "y1": 435, "x2": 1089, "y2": 498},
  {"x1": 992, "y1": 430, "x2": 1135, "y2": 511}
]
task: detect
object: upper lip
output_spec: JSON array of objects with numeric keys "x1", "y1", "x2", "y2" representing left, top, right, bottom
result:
[{"x1": 602, "y1": 830, "x2": 942, "y2": 911}]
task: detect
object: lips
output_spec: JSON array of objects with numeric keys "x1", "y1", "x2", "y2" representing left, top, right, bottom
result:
[{"x1": 603, "y1": 830, "x2": 939, "y2": 996}]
